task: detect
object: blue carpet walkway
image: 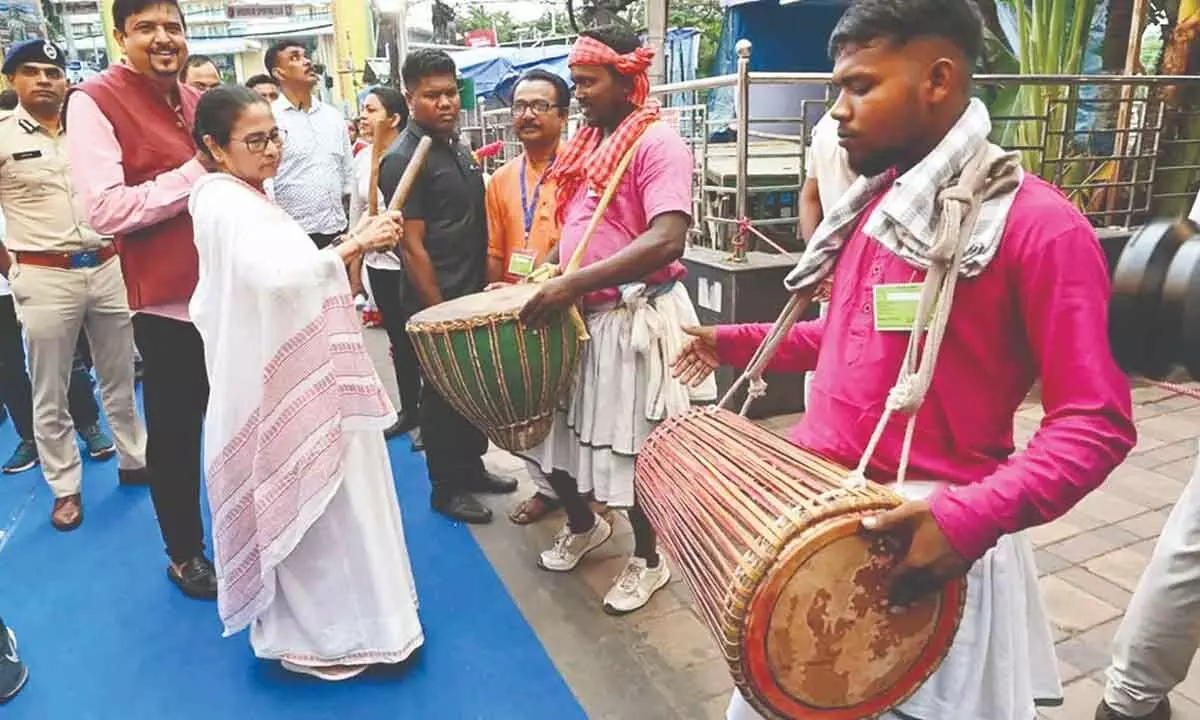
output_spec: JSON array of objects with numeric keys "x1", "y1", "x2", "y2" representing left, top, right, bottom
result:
[{"x1": 0, "y1": 412, "x2": 584, "y2": 720}]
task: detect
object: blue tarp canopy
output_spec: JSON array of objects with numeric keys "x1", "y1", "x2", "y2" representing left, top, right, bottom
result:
[
  {"x1": 449, "y1": 45, "x2": 571, "y2": 102},
  {"x1": 450, "y1": 30, "x2": 702, "y2": 105}
]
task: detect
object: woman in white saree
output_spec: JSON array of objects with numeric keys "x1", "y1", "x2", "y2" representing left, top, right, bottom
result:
[{"x1": 187, "y1": 86, "x2": 423, "y2": 681}]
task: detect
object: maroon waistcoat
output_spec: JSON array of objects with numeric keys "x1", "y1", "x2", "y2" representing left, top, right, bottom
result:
[{"x1": 68, "y1": 66, "x2": 201, "y2": 310}]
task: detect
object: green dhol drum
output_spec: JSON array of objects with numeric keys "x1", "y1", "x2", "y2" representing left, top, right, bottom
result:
[{"x1": 405, "y1": 283, "x2": 584, "y2": 451}]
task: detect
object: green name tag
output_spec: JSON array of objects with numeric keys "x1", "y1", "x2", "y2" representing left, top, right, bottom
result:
[
  {"x1": 873, "y1": 283, "x2": 923, "y2": 332},
  {"x1": 507, "y1": 251, "x2": 536, "y2": 278}
]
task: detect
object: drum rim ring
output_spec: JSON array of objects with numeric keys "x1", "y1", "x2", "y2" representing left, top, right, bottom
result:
[{"x1": 737, "y1": 510, "x2": 967, "y2": 720}]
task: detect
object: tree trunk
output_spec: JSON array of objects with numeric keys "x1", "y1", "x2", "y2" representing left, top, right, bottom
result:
[
  {"x1": 1151, "y1": 0, "x2": 1200, "y2": 216},
  {"x1": 1104, "y1": 0, "x2": 1137, "y2": 70}
]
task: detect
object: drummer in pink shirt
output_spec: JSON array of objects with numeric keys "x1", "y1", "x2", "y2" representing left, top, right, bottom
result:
[{"x1": 674, "y1": 0, "x2": 1136, "y2": 716}]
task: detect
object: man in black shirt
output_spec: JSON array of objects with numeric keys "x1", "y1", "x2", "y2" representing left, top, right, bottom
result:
[{"x1": 379, "y1": 49, "x2": 517, "y2": 523}]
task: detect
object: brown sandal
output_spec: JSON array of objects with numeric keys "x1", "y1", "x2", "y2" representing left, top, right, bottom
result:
[
  {"x1": 51, "y1": 494, "x2": 83, "y2": 531},
  {"x1": 509, "y1": 493, "x2": 561, "y2": 525}
]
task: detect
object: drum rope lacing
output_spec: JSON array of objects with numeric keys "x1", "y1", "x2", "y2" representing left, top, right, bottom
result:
[{"x1": 719, "y1": 144, "x2": 1016, "y2": 495}]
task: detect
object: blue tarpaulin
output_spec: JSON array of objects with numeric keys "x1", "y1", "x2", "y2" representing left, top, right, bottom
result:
[
  {"x1": 451, "y1": 30, "x2": 702, "y2": 106},
  {"x1": 708, "y1": 0, "x2": 850, "y2": 137}
]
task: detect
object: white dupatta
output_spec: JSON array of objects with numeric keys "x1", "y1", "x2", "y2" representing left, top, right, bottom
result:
[{"x1": 188, "y1": 173, "x2": 396, "y2": 636}]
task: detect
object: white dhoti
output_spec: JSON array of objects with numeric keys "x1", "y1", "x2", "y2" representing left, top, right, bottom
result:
[
  {"x1": 519, "y1": 282, "x2": 717, "y2": 506},
  {"x1": 725, "y1": 481, "x2": 1062, "y2": 720},
  {"x1": 250, "y1": 431, "x2": 423, "y2": 666}
]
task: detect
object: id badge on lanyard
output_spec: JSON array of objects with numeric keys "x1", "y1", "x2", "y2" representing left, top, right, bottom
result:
[{"x1": 509, "y1": 155, "x2": 552, "y2": 279}]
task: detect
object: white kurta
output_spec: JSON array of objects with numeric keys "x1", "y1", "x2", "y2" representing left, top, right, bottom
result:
[
  {"x1": 189, "y1": 173, "x2": 423, "y2": 667},
  {"x1": 519, "y1": 282, "x2": 717, "y2": 507}
]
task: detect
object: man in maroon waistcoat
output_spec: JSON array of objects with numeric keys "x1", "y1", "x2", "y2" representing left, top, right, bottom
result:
[{"x1": 65, "y1": 0, "x2": 217, "y2": 600}]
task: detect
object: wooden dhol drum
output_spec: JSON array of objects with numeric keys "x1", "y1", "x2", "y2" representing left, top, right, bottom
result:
[
  {"x1": 405, "y1": 283, "x2": 583, "y2": 451},
  {"x1": 636, "y1": 406, "x2": 966, "y2": 720}
]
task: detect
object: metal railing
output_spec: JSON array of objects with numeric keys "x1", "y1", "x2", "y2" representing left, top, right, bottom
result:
[{"x1": 468, "y1": 40, "x2": 1200, "y2": 259}]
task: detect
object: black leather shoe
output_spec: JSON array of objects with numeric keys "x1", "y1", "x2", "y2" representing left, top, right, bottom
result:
[
  {"x1": 409, "y1": 427, "x2": 424, "y2": 452},
  {"x1": 168, "y1": 556, "x2": 219, "y2": 600},
  {"x1": 1096, "y1": 698, "x2": 1171, "y2": 720},
  {"x1": 431, "y1": 493, "x2": 493, "y2": 524},
  {"x1": 118, "y1": 467, "x2": 151, "y2": 486},
  {"x1": 465, "y1": 471, "x2": 518, "y2": 495},
  {"x1": 385, "y1": 414, "x2": 419, "y2": 439}
]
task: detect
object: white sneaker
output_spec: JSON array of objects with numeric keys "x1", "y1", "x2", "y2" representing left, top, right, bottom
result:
[
  {"x1": 538, "y1": 515, "x2": 612, "y2": 572},
  {"x1": 602, "y1": 556, "x2": 670, "y2": 615}
]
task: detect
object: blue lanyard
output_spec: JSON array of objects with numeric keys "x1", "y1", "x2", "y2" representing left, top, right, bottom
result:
[{"x1": 520, "y1": 155, "x2": 553, "y2": 244}]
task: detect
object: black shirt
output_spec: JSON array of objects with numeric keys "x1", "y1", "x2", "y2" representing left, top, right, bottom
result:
[{"x1": 378, "y1": 122, "x2": 487, "y2": 310}]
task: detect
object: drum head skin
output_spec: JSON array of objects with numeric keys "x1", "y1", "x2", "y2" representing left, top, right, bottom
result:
[
  {"x1": 741, "y1": 514, "x2": 966, "y2": 719},
  {"x1": 409, "y1": 283, "x2": 542, "y2": 326}
]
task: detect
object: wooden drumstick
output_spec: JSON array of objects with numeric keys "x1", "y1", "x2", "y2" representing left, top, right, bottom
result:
[
  {"x1": 556, "y1": 137, "x2": 647, "y2": 341},
  {"x1": 367, "y1": 122, "x2": 386, "y2": 217},
  {"x1": 562, "y1": 139, "x2": 642, "y2": 276},
  {"x1": 388, "y1": 135, "x2": 434, "y2": 213}
]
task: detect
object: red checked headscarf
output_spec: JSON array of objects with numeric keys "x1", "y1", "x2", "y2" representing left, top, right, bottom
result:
[{"x1": 548, "y1": 36, "x2": 660, "y2": 222}]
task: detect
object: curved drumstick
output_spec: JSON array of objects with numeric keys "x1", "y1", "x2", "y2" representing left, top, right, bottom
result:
[
  {"x1": 562, "y1": 138, "x2": 643, "y2": 275},
  {"x1": 554, "y1": 135, "x2": 648, "y2": 341}
]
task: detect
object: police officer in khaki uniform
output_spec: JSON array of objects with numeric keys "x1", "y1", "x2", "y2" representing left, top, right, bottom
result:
[{"x1": 0, "y1": 39, "x2": 147, "y2": 531}]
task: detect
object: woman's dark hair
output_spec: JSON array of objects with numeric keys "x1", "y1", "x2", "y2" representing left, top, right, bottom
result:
[
  {"x1": 828, "y1": 0, "x2": 985, "y2": 65},
  {"x1": 192, "y1": 85, "x2": 268, "y2": 158},
  {"x1": 401, "y1": 49, "x2": 457, "y2": 90},
  {"x1": 112, "y1": 0, "x2": 184, "y2": 34},
  {"x1": 515, "y1": 69, "x2": 570, "y2": 111},
  {"x1": 0, "y1": 90, "x2": 17, "y2": 111},
  {"x1": 368, "y1": 86, "x2": 408, "y2": 128}
]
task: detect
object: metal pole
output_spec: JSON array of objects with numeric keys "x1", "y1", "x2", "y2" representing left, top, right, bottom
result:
[
  {"x1": 397, "y1": 0, "x2": 410, "y2": 87},
  {"x1": 733, "y1": 39, "x2": 752, "y2": 262},
  {"x1": 646, "y1": 0, "x2": 668, "y2": 86}
]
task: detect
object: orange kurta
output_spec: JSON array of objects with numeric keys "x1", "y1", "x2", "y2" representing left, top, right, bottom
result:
[{"x1": 485, "y1": 152, "x2": 560, "y2": 283}]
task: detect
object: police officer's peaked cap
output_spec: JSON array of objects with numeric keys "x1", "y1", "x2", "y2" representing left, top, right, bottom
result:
[{"x1": 2, "y1": 39, "x2": 67, "y2": 76}]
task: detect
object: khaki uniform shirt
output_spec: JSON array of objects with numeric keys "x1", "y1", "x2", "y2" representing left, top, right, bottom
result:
[{"x1": 0, "y1": 104, "x2": 105, "y2": 253}]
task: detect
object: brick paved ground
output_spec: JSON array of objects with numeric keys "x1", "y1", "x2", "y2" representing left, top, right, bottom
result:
[{"x1": 367, "y1": 329, "x2": 1200, "y2": 718}]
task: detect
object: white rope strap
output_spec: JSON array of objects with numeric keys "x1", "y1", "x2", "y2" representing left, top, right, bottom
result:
[
  {"x1": 845, "y1": 146, "x2": 1016, "y2": 492},
  {"x1": 717, "y1": 292, "x2": 813, "y2": 414}
]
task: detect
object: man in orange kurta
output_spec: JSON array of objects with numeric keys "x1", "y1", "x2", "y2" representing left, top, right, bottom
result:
[{"x1": 484, "y1": 69, "x2": 570, "y2": 524}]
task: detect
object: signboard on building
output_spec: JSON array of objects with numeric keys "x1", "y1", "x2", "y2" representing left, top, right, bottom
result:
[
  {"x1": 0, "y1": 1, "x2": 46, "y2": 68},
  {"x1": 226, "y1": 4, "x2": 294, "y2": 19},
  {"x1": 463, "y1": 29, "x2": 497, "y2": 48}
]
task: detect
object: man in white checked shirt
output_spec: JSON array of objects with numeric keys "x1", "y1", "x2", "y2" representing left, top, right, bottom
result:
[{"x1": 266, "y1": 39, "x2": 354, "y2": 249}]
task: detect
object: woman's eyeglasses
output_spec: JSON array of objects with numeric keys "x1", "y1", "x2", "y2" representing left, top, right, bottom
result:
[{"x1": 234, "y1": 128, "x2": 288, "y2": 153}]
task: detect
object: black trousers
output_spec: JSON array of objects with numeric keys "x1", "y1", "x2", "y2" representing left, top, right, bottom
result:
[
  {"x1": 132, "y1": 314, "x2": 209, "y2": 564},
  {"x1": 420, "y1": 382, "x2": 487, "y2": 499},
  {"x1": 366, "y1": 266, "x2": 422, "y2": 418},
  {"x1": 0, "y1": 296, "x2": 100, "y2": 441}
]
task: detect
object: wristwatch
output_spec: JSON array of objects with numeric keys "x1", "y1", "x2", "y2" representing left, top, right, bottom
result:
[{"x1": 331, "y1": 233, "x2": 356, "y2": 248}]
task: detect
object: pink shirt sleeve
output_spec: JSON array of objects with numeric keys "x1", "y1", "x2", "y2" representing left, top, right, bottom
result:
[
  {"x1": 636, "y1": 128, "x2": 694, "y2": 222},
  {"x1": 715, "y1": 316, "x2": 825, "y2": 374},
  {"x1": 67, "y1": 92, "x2": 207, "y2": 237},
  {"x1": 928, "y1": 223, "x2": 1137, "y2": 562}
]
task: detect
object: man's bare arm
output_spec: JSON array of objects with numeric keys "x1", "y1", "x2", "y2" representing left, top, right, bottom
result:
[
  {"x1": 798, "y1": 177, "x2": 823, "y2": 243},
  {"x1": 396, "y1": 219, "x2": 443, "y2": 308}
]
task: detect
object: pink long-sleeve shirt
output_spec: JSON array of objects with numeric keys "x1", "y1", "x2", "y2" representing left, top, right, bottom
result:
[
  {"x1": 65, "y1": 70, "x2": 207, "y2": 320},
  {"x1": 716, "y1": 175, "x2": 1136, "y2": 562}
]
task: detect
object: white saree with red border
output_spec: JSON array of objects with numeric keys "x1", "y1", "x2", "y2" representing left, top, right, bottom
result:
[{"x1": 188, "y1": 173, "x2": 423, "y2": 667}]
